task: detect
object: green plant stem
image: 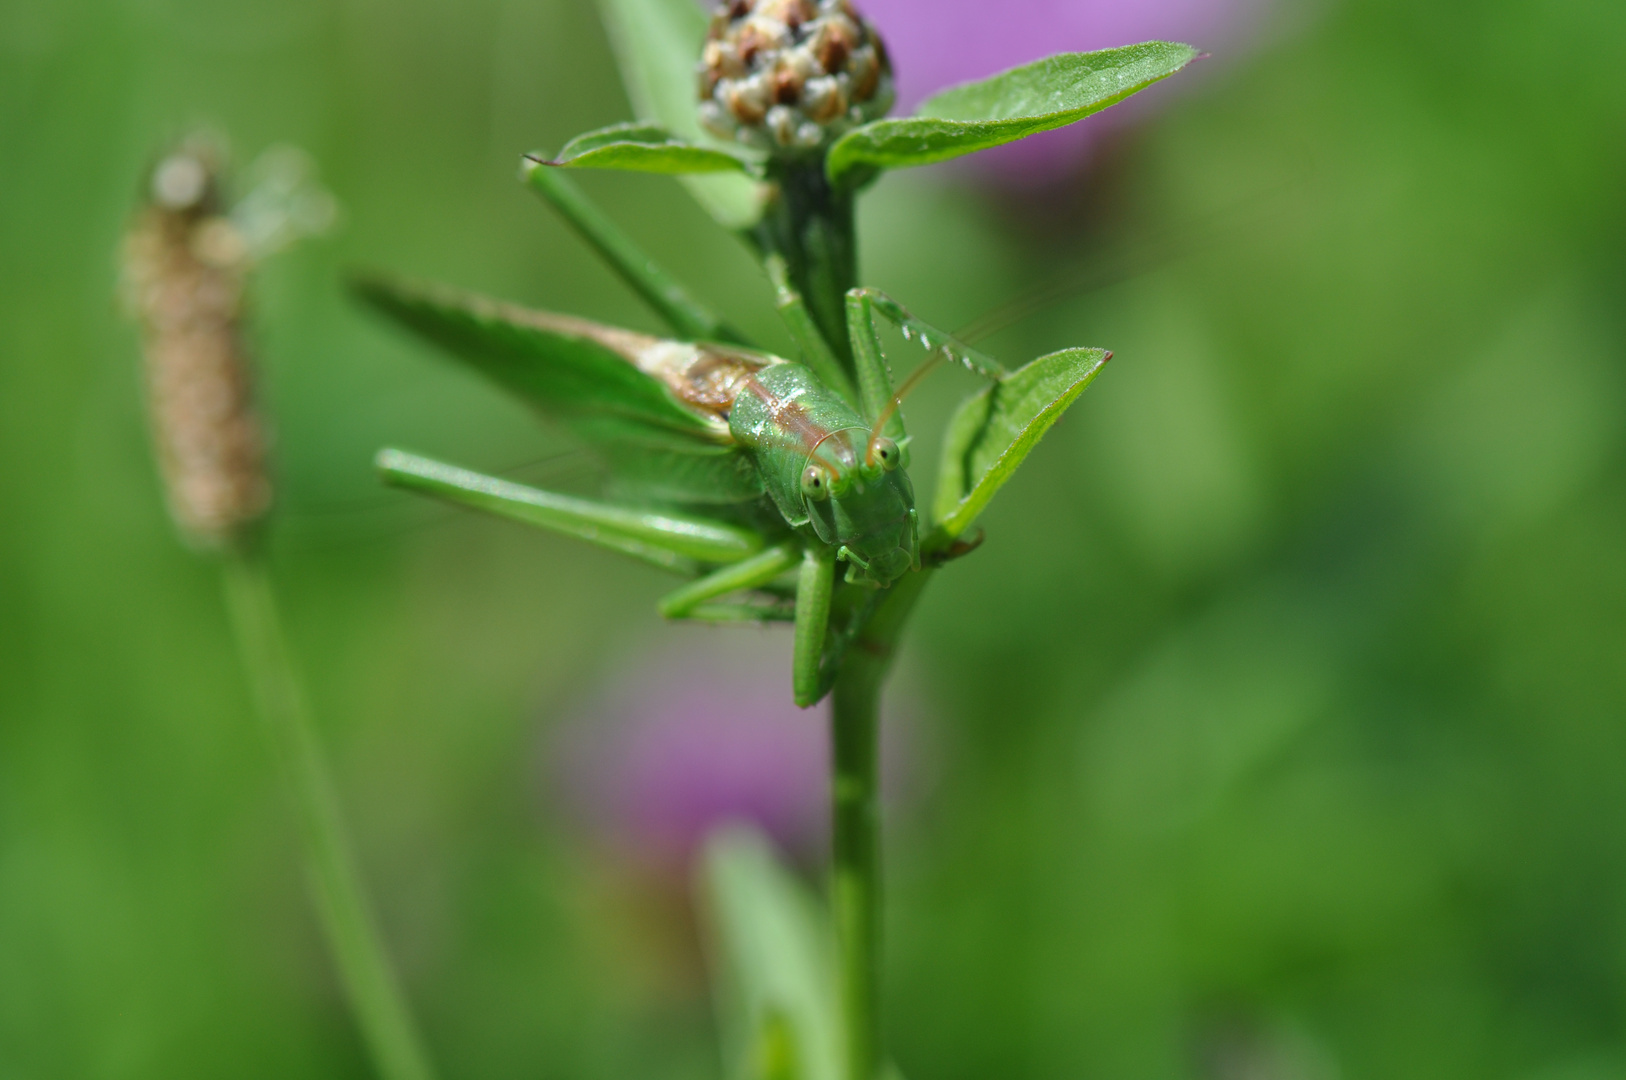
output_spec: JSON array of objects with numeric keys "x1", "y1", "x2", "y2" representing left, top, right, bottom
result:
[
  {"x1": 756, "y1": 162, "x2": 857, "y2": 369},
  {"x1": 828, "y1": 571, "x2": 929, "y2": 1080},
  {"x1": 221, "y1": 553, "x2": 438, "y2": 1080},
  {"x1": 830, "y1": 665, "x2": 881, "y2": 1080},
  {"x1": 782, "y1": 154, "x2": 926, "y2": 1079}
]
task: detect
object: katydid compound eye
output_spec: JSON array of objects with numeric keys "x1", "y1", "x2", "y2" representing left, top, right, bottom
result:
[
  {"x1": 870, "y1": 436, "x2": 900, "y2": 471},
  {"x1": 801, "y1": 463, "x2": 833, "y2": 500}
]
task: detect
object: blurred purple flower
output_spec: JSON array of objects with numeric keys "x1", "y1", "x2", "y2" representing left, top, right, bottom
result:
[
  {"x1": 549, "y1": 630, "x2": 915, "y2": 876},
  {"x1": 860, "y1": 0, "x2": 1267, "y2": 182}
]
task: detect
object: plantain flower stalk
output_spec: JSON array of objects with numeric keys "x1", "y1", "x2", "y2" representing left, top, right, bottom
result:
[{"x1": 121, "y1": 139, "x2": 437, "y2": 1080}]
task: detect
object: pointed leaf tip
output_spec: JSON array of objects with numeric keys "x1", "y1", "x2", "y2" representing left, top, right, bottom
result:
[{"x1": 547, "y1": 122, "x2": 762, "y2": 176}]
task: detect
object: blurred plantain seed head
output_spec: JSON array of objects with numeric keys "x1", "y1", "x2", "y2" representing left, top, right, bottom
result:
[{"x1": 122, "y1": 138, "x2": 271, "y2": 551}]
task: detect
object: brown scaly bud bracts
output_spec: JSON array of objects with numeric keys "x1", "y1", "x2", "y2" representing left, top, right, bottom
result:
[
  {"x1": 699, "y1": 0, "x2": 894, "y2": 155},
  {"x1": 122, "y1": 143, "x2": 271, "y2": 550}
]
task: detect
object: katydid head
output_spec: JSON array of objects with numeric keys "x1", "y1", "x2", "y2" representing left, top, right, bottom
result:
[{"x1": 801, "y1": 427, "x2": 918, "y2": 586}]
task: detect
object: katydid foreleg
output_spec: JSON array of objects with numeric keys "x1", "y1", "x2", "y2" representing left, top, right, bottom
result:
[
  {"x1": 677, "y1": 602, "x2": 797, "y2": 624},
  {"x1": 842, "y1": 288, "x2": 898, "y2": 427},
  {"x1": 641, "y1": 537, "x2": 855, "y2": 698},
  {"x1": 792, "y1": 546, "x2": 836, "y2": 707},
  {"x1": 657, "y1": 542, "x2": 801, "y2": 618}
]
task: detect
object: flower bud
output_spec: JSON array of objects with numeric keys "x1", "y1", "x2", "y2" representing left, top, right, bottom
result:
[
  {"x1": 122, "y1": 141, "x2": 271, "y2": 550},
  {"x1": 699, "y1": 0, "x2": 894, "y2": 155}
]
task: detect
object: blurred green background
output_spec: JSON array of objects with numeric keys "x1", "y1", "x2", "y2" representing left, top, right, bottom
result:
[{"x1": 5, "y1": 0, "x2": 1626, "y2": 1077}]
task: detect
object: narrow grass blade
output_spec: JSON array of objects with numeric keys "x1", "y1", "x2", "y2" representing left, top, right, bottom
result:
[
  {"x1": 222, "y1": 556, "x2": 439, "y2": 1080},
  {"x1": 699, "y1": 826, "x2": 841, "y2": 1080},
  {"x1": 522, "y1": 160, "x2": 748, "y2": 344}
]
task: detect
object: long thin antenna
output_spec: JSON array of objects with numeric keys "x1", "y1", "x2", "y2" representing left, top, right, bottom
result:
[
  {"x1": 955, "y1": 175, "x2": 1309, "y2": 345},
  {"x1": 867, "y1": 350, "x2": 944, "y2": 463}
]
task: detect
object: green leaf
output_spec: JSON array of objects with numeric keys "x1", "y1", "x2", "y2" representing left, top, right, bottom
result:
[
  {"x1": 546, "y1": 122, "x2": 760, "y2": 175},
  {"x1": 827, "y1": 42, "x2": 1198, "y2": 186},
  {"x1": 594, "y1": 0, "x2": 766, "y2": 227},
  {"x1": 699, "y1": 827, "x2": 840, "y2": 1080},
  {"x1": 932, "y1": 347, "x2": 1110, "y2": 539}
]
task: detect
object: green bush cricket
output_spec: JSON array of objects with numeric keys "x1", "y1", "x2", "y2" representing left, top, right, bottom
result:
[
  {"x1": 357, "y1": 244, "x2": 1019, "y2": 708},
  {"x1": 353, "y1": 21, "x2": 1197, "y2": 713}
]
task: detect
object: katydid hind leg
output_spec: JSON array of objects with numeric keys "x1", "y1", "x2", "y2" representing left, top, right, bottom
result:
[
  {"x1": 378, "y1": 449, "x2": 762, "y2": 571},
  {"x1": 522, "y1": 160, "x2": 747, "y2": 346}
]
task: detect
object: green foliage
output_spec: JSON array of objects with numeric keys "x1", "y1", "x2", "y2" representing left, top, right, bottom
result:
[
  {"x1": 827, "y1": 43, "x2": 1199, "y2": 186},
  {"x1": 362, "y1": 24, "x2": 1149, "y2": 1077},
  {"x1": 584, "y1": 9, "x2": 1191, "y2": 216},
  {"x1": 701, "y1": 828, "x2": 841, "y2": 1080}
]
